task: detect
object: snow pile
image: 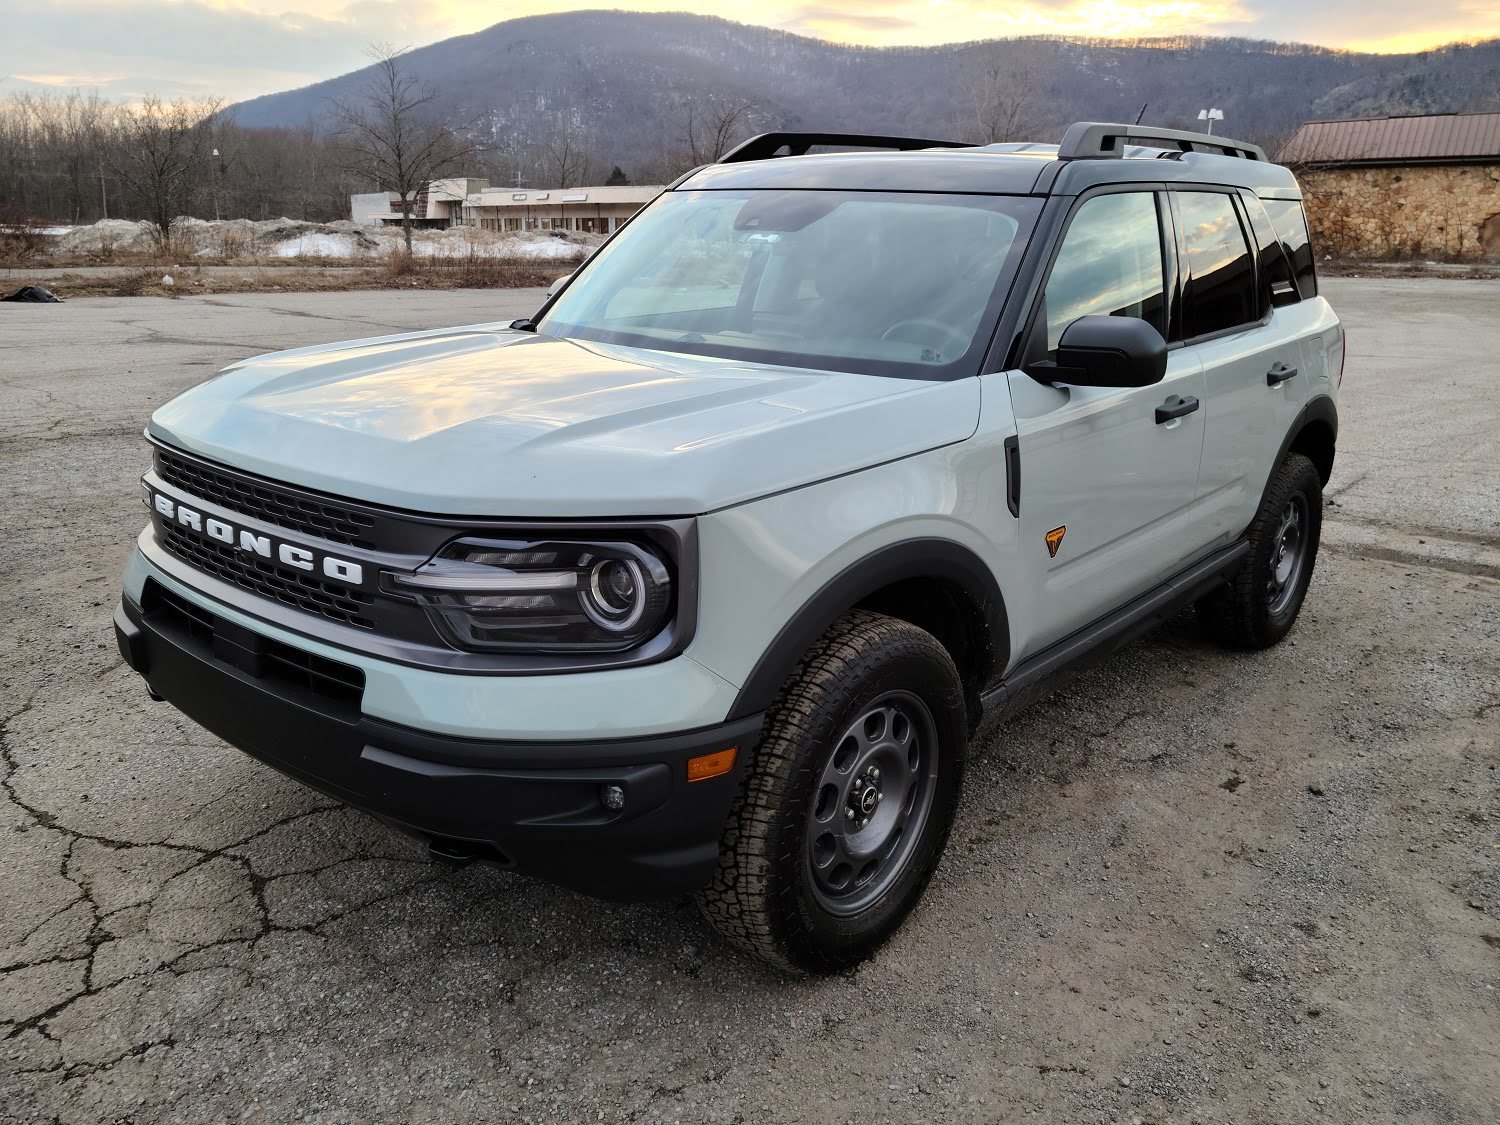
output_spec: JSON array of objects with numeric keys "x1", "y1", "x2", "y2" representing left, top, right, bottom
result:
[
  {"x1": 52, "y1": 217, "x2": 601, "y2": 262},
  {"x1": 57, "y1": 219, "x2": 160, "y2": 254},
  {"x1": 271, "y1": 232, "x2": 363, "y2": 258}
]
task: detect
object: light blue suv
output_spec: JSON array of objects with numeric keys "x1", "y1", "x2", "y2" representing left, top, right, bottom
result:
[{"x1": 116, "y1": 123, "x2": 1343, "y2": 973}]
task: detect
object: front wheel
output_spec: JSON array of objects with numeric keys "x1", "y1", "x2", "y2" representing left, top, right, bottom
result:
[
  {"x1": 696, "y1": 611, "x2": 968, "y2": 974},
  {"x1": 1198, "y1": 452, "x2": 1323, "y2": 649}
]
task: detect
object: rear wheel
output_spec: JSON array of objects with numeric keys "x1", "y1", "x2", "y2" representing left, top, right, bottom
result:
[
  {"x1": 696, "y1": 611, "x2": 967, "y2": 974},
  {"x1": 1198, "y1": 452, "x2": 1323, "y2": 649}
]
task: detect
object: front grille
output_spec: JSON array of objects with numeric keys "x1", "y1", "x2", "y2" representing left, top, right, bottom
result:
[
  {"x1": 144, "y1": 580, "x2": 365, "y2": 710},
  {"x1": 155, "y1": 447, "x2": 377, "y2": 549},
  {"x1": 160, "y1": 523, "x2": 376, "y2": 630}
]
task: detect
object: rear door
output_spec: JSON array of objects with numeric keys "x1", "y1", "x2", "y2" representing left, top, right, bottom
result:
[
  {"x1": 1004, "y1": 189, "x2": 1208, "y2": 657},
  {"x1": 1170, "y1": 189, "x2": 1309, "y2": 542}
]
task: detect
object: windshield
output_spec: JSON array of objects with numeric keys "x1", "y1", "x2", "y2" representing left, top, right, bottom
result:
[{"x1": 536, "y1": 188, "x2": 1041, "y2": 379}]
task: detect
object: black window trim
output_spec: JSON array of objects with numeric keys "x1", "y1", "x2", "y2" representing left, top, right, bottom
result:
[
  {"x1": 1258, "y1": 194, "x2": 1319, "y2": 301},
  {"x1": 1165, "y1": 185, "x2": 1272, "y2": 349},
  {"x1": 1002, "y1": 181, "x2": 1174, "y2": 373}
]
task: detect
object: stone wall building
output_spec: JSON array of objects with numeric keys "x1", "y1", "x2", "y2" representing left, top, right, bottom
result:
[{"x1": 1277, "y1": 112, "x2": 1500, "y2": 262}]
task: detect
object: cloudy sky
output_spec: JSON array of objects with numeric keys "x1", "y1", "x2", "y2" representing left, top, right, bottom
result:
[{"x1": 1, "y1": 0, "x2": 1495, "y2": 102}]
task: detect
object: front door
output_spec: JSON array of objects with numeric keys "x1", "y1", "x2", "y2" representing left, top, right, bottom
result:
[{"x1": 1004, "y1": 190, "x2": 1208, "y2": 660}]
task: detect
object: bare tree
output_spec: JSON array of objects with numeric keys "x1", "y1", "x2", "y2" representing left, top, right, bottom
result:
[
  {"x1": 663, "y1": 92, "x2": 759, "y2": 169},
  {"x1": 329, "y1": 43, "x2": 479, "y2": 253},
  {"x1": 109, "y1": 95, "x2": 223, "y2": 248},
  {"x1": 540, "y1": 114, "x2": 595, "y2": 189},
  {"x1": 965, "y1": 57, "x2": 1049, "y2": 145}
]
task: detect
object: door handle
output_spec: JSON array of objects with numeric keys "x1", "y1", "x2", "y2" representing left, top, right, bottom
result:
[
  {"x1": 1155, "y1": 394, "x2": 1200, "y2": 424},
  {"x1": 1266, "y1": 362, "x2": 1299, "y2": 386}
]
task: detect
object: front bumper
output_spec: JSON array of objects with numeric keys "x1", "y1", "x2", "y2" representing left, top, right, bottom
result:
[{"x1": 115, "y1": 589, "x2": 760, "y2": 901}]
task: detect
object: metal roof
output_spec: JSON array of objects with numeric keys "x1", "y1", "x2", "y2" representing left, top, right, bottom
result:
[{"x1": 1277, "y1": 112, "x2": 1500, "y2": 166}]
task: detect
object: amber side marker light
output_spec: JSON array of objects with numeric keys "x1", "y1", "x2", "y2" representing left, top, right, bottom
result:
[{"x1": 687, "y1": 747, "x2": 737, "y2": 782}]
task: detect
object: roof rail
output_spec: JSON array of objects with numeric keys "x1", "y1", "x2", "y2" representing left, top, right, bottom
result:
[
  {"x1": 718, "y1": 131, "x2": 970, "y2": 164},
  {"x1": 1058, "y1": 121, "x2": 1267, "y2": 162}
]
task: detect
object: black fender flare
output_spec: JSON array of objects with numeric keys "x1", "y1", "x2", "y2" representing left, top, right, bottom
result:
[
  {"x1": 726, "y1": 538, "x2": 1009, "y2": 721},
  {"x1": 1274, "y1": 394, "x2": 1338, "y2": 481}
]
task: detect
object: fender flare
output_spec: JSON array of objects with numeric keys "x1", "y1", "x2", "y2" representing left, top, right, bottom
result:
[
  {"x1": 726, "y1": 538, "x2": 1009, "y2": 721},
  {"x1": 1274, "y1": 394, "x2": 1338, "y2": 480}
]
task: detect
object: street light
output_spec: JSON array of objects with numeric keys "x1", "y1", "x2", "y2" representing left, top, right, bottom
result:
[{"x1": 1197, "y1": 108, "x2": 1224, "y2": 135}]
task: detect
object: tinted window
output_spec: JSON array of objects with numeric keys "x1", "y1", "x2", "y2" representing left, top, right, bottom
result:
[
  {"x1": 1043, "y1": 192, "x2": 1165, "y2": 353},
  {"x1": 1262, "y1": 198, "x2": 1318, "y2": 300},
  {"x1": 1177, "y1": 191, "x2": 1257, "y2": 339},
  {"x1": 1241, "y1": 194, "x2": 1298, "y2": 313}
]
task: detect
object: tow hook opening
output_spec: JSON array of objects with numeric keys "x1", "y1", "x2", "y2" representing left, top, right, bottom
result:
[{"x1": 426, "y1": 836, "x2": 514, "y2": 868}]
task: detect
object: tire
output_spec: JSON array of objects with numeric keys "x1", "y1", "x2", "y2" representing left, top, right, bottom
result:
[
  {"x1": 1198, "y1": 452, "x2": 1323, "y2": 649},
  {"x1": 696, "y1": 610, "x2": 968, "y2": 974}
]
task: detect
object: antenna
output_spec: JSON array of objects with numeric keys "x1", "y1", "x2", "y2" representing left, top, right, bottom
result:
[{"x1": 1133, "y1": 103, "x2": 1148, "y2": 125}]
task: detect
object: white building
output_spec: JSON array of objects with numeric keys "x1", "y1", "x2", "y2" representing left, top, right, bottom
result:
[
  {"x1": 353, "y1": 179, "x2": 661, "y2": 234},
  {"x1": 460, "y1": 184, "x2": 661, "y2": 234},
  {"x1": 350, "y1": 191, "x2": 402, "y2": 226}
]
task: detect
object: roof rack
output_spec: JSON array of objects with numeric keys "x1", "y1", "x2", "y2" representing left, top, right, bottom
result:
[
  {"x1": 718, "y1": 132, "x2": 970, "y2": 164},
  {"x1": 1058, "y1": 122, "x2": 1267, "y2": 162}
]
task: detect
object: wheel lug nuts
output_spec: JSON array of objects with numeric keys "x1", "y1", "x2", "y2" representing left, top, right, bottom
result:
[
  {"x1": 845, "y1": 808, "x2": 854, "y2": 820},
  {"x1": 871, "y1": 767, "x2": 880, "y2": 779}
]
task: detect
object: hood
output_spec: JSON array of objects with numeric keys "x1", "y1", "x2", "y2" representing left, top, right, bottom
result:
[{"x1": 148, "y1": 325, "x2": 980, "y2": 517}]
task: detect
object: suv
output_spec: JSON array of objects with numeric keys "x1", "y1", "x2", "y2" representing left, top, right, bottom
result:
[{"x1": 116, "y1": 122, "x2": 1343, "y2": 973}]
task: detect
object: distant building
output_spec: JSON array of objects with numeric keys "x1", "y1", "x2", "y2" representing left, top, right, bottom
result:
[
  {"x1": 350, "y1": 191, "x2": 402, "y2": 226},
  {"x1": 1278, "y1": 112, "x2": 1500, "y2": 261},
  {"x1": 461, "y1": 184, "x2": 661, "y2": 234},
  {"x1": 351, "y1": 179, "x2": 662, "y2": 235}
]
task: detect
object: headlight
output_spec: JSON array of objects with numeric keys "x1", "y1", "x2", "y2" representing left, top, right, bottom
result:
[{"x1": 385, "y1": 537, "x2": 674, "y2": 653}]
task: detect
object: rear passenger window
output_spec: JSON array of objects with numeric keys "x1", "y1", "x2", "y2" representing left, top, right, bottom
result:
[
  {"x1": 1262, "y1": 198, "x2": 1319, "y2": 300},
  {"x1": 1176, "y1": 191, "x2": 1257, "y2": 339},
  {"x1": 1043, "y1": 192, "x2": 1165, "y2": 353}
]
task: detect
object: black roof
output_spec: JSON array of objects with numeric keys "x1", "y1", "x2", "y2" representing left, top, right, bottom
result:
[{"x1": 679, "y1": 143, "x2": 1302, "y2": 199}]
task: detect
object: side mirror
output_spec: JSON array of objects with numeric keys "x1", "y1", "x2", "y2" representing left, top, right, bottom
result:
[
  {"x1": 1026, "y1": 315, "x2": 1167, "y2": 388},
  {"x1": 545, "y1": 272, "x2": 573, "y2": 299}
]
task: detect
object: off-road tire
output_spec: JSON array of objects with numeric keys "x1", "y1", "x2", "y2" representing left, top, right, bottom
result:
[
  {"x1": 696, "y1": 610, "x2": 967, "y2": 974},
  {"x1": 1198, "y1": 452, "x2": 1323, "y2": 649}
]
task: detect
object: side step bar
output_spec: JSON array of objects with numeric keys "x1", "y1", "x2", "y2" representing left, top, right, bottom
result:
[{"x1": 980, "y1": 541, "x2": 1250, "y2": 718}]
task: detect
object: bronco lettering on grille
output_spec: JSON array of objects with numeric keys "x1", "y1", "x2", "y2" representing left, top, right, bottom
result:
[{"x1": 148, "y1": 489, "x2": 366, "y2": 587}]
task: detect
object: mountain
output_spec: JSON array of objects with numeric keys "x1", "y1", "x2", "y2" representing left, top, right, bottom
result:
[{"x1": 228, "y1": 11, "x2": 1500, "y2": 168}]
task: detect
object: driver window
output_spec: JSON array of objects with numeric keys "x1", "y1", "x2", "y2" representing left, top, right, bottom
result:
[{"x1": 1043, "y1": 193, "x2": 1166, "y2": 353}]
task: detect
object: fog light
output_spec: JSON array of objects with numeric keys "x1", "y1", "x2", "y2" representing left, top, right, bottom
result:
[{"x1": 600, "y1": 784, "x2": 626, "y2": 811}]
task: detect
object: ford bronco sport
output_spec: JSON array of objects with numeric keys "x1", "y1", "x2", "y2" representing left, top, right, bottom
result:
[{"x1": 116, "y1": 122, "x2": 1343, "y2": 973}]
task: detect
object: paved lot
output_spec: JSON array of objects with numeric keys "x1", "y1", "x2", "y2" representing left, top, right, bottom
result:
[{"x1": 2, "y1": 281, "x2": 1496, "y2": 1123}]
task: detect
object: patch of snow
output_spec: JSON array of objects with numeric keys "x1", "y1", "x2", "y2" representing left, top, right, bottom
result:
[{"x1": 271, "y1": 233, "x2": 361, "y2": 258}]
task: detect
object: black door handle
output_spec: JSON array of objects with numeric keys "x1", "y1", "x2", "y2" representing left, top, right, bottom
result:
[
  {"x1": 1266, "y1": 362, "x2": 1299, "y2": 386},
  {"x1": 1155, "y1": 394, "x2": 1200, "y2": 424}
]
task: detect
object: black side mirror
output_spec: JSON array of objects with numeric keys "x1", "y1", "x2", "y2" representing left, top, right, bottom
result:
[{"x1": 1025, "y1": 315, "x2": 1167, "y2": 388}]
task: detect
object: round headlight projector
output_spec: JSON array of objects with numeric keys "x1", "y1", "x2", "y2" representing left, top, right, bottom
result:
[{"x1": 584, "y1": 557, "x2": 646, "y2": 631}]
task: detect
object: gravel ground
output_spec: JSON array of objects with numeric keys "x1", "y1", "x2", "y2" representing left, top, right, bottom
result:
[{"x1": 2, "y1": 281, "x2": 1496, "y2": 1123}]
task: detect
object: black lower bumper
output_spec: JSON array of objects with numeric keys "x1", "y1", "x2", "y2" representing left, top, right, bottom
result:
[{"x1": 115, "y1": 587, "x2": 759, "y2": 901}]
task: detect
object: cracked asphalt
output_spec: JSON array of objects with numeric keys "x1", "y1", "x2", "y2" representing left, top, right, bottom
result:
[{"x1": 2, "y1": 281, "x2": 1496, "y2": 1124}]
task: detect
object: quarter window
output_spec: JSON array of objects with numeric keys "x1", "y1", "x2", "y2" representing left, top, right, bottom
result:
[
  {"x1": 1176, "y1": 191, "x2": 1257, "y2": 338},
  {"x1": 1261, "y1": 198, "x2": 1319, "y2": 300},
  {"x1": 1042, "y1": 192, "x2": 1165, "y2": 353}
]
